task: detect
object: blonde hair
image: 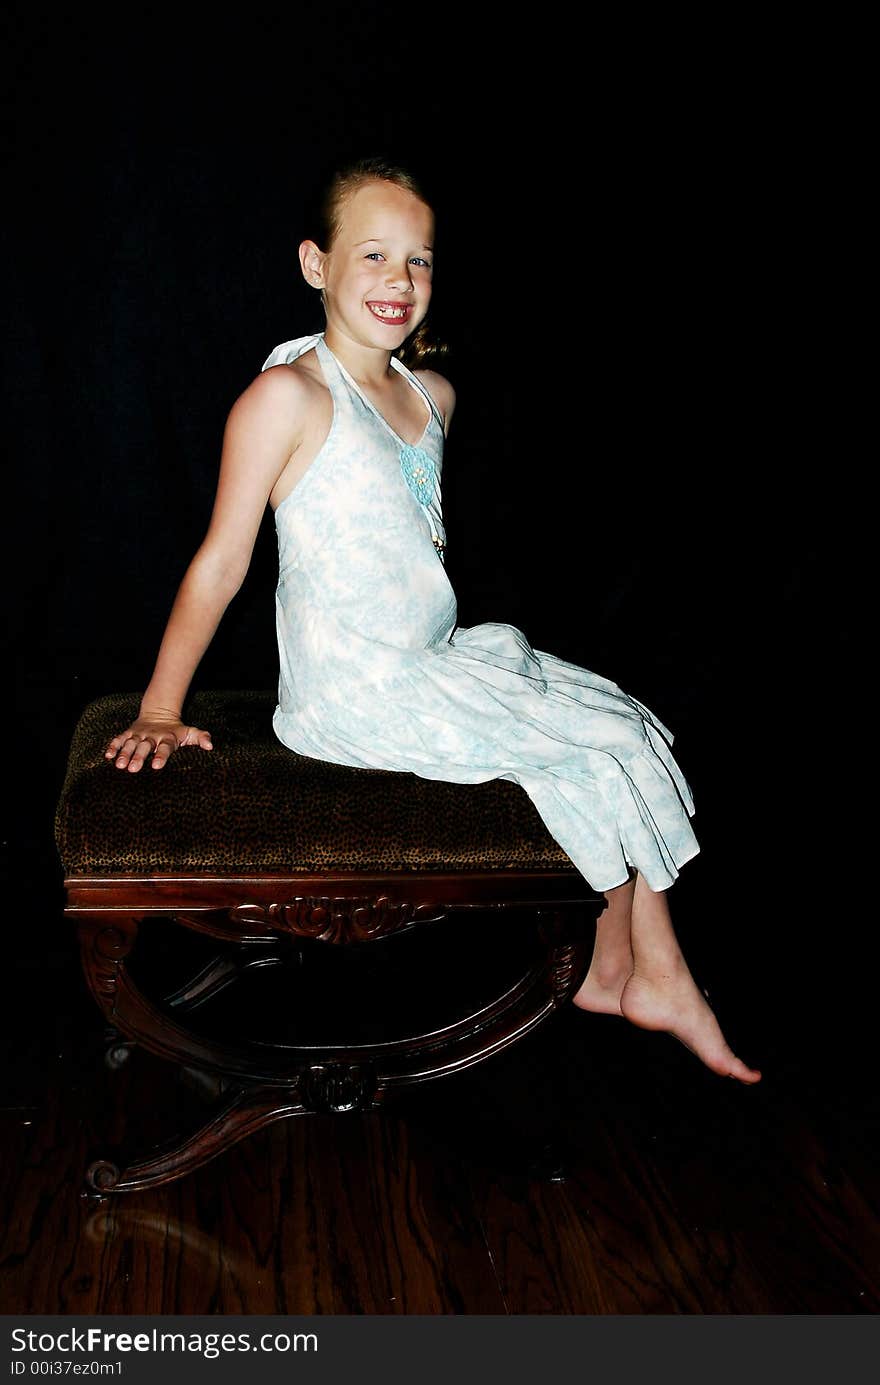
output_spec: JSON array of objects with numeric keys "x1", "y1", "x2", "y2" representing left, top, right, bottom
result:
[{"x1": 311, "y1": 155, "x2": 449, "y2": 372}]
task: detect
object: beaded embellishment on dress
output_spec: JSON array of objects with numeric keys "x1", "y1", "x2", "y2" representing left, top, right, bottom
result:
[{"x1": 399, "y1": 445, "x2": 436, "y2": 507}]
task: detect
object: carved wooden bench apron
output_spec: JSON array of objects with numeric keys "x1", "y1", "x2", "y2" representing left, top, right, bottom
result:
[{"x1": 55, "y1": 691, "x2": 605, "y2": 1195}]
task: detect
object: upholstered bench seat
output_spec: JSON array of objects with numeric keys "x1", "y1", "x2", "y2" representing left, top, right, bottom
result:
[
  {"x1": 55, "y1": 691, "x2": 604, "y2": 1196},
  {"x1": 56, "y1": 691, "x2": 574, "y2": 876}
]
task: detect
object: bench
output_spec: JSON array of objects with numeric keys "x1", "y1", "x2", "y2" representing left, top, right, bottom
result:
[{"x1": 54, "y1": 690, "x2": 605, "y2": 1195}]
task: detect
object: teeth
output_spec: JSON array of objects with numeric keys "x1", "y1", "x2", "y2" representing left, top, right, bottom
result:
[{"x1": 370, "y1": 304, "x2": 408, "y2": 318}]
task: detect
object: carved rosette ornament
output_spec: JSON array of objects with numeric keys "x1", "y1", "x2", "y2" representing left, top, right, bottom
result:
[
  {"x1": 233, "y1": 897, "x2": 445, "y2": 944},
  {"x1": 299, "y1": 1063, "x2": 378, "y2": 1113}
]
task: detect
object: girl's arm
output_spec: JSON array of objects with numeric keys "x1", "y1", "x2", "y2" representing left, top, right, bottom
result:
[{"x1": 106, "y1": 367, "x2": 306, "y2": 772}]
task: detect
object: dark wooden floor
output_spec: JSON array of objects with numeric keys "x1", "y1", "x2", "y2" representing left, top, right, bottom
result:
[{"x1": 2, "y1": 840, "x2": 878, "y2": 1316}]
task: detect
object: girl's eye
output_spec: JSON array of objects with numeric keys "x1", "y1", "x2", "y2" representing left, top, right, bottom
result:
[{"x1": 364, "y1": 252, "x2": 432, "y2": 268}]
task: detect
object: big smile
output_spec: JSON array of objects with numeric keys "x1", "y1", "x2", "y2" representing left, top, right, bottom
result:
[{"x1": 367, "y1": 302, "x2": 412, "y2": 322}]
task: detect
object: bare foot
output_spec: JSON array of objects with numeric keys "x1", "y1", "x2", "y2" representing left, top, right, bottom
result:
[
  {"x1": 619, "y1": 965, "x2": 762, "y2": 1084},
  {"x1": 572, "y1": 961, "x2": 633, "y2": 1016}
]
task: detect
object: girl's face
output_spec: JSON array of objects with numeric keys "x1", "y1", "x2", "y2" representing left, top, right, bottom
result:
[{"x1": 301, "y1": 179, "x2": 435, "y2": 353}]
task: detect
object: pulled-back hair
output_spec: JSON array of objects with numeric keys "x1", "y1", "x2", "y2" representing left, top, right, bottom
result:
[{"x1": 308, "y1": 154, "x2": 448, "y2": 372}]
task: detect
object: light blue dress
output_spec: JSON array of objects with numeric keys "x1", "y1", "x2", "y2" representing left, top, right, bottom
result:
[{"x1": 262, "y1": 334, "x2": 699, "y2": 893}]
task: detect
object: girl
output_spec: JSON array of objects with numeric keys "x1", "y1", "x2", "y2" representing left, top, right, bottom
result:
[{"x1": 105, "y1": 156, "x2": 761, "y2": 1086}]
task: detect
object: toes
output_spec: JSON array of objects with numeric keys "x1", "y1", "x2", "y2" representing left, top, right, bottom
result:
[{"x1": 734, "y1": 1065, "x2": 762, "y2": 1084}]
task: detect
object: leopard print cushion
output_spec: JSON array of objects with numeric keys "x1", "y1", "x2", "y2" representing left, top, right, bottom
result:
[{"x1": 55, "y1": 691, "x2": 576, "y2": 876}]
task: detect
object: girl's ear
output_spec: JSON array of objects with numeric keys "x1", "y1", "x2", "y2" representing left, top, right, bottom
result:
[{"x1": 299, "y1": 240, "x2": 327, "y2": 289}]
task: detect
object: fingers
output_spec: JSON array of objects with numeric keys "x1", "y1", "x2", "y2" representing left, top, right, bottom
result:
[
  {"x1": 149, "y1": 736, "x2": 177, "y2": 770},
  {"x1": 178, "y1": 726, "x2": 213, "y2": 752},
  {"x1": 107, "y1": 733, "x2": 163, "y2": 773},
  {"x1": 104, "y1": 726, "x2": 213, "y2": 771},
  {"x1": 104, "y1": 731, "x2": 138, "y2": 768}
]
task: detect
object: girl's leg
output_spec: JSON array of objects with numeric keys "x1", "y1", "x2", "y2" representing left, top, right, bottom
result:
[
  {"x1": 574, "y1": 871, "x2": 761, "y2": 1084},
  {"x1": 570, "y1": 872, "x2": 635, "y2": 1015}
]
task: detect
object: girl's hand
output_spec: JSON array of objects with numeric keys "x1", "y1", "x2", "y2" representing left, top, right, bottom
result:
[{"x1": 105, "y1": 717, "x2": 213, "y2": 772}]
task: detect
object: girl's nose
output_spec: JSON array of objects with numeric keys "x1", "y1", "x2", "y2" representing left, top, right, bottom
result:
[{"x1": 385, "y1": 261, "x2": 413, "y2": 291}]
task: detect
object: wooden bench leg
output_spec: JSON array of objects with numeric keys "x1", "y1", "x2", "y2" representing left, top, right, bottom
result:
[
  {"x1": 74, "y1": 897, "x2": 599, "y2": 1194},
  {"x1": 85, "y1": 1083, "x2": 311, "y2": 1196}
]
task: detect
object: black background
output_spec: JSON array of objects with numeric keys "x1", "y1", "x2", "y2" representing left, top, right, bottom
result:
[{"x1": 2, "y1": 10, "x2": 866, "y2": 1041}]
